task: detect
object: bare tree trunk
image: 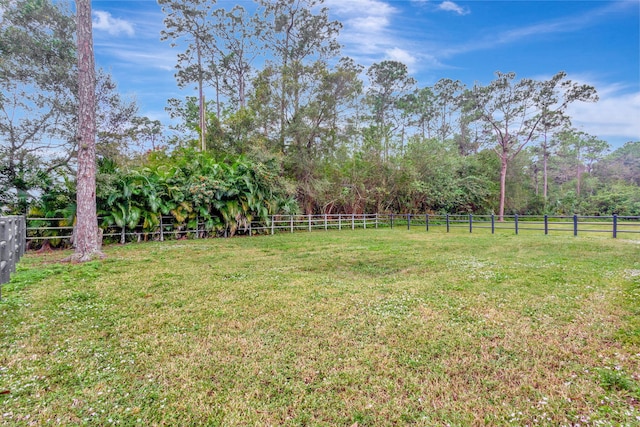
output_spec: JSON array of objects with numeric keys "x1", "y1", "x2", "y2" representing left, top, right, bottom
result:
[
  {"x1": 196, "y1": 39, "x2": 206, "y2": 152},
  {"x1": 279, "y1": 13, "x2": 293, "y2": 153},
  {"x1": 73, "y1": 0, "x2": 104, "y2": 261},
  {"x1": 498, "y1": 155, "x2": 508, "y2": 222},
  {"x1": 215, "y1": 72, "x2": 221, "y2": 119},
  {"x1": 279, "y1": 73, "x2": 287, "y2": 152},
  {"x1": 239, "y1": 73, "x2": 245, "y2": 109},
  {"x1": 576, "y1": 164, "x2": 582, "y2": 198},
  {"x1": 543, "y1": 148, "x2": 549, "y2": 201}
]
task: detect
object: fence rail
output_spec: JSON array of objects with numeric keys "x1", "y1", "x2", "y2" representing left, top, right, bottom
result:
[
  {"x1": 0, "y1": 216, "x2": 27, "y2": 296},
  {"x1": 23, "y1": 213, "x2": 640, "y2": 251}
]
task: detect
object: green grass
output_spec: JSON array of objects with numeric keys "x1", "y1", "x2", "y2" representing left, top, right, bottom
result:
[{"x1": 1, "y1": 229, "x2": 639, "y2": 426}]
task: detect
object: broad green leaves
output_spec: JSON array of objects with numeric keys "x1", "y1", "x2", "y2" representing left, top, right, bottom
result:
[{"x1": 97, "y1": 150, "x2": 297, "y2": 240}]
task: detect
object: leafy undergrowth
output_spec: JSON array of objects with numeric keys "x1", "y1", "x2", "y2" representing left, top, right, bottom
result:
[{"x1": 1, "y1": 229, "x2": 639, "y2": 426}]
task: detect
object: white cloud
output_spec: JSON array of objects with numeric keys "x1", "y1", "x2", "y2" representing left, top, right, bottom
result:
[
  {"x1": 95, "y1": 41, "x2": 176, "y2": 72},
  {"x1": 93, "y1": 11, "x2": 134, "y2": 37},
  {"x1": 325, "y1": 0, "x2": 396, "y2": 17},
  {"x1": 439, "y1": 1, "x2": 469, "y2": 16},
  {"x1": 546, "y1": 75, "x2": 640, "y2": 144},
  {"x1": 569, "y1": 90, "x2": 640, "y2": 143},
  {"x1": 350, "y1": 15, "x2": 391, "y2": 33},
  {"x1": 385, "y1": 47, "x2": 417, "y2": 68},
  {"x1": 325, "y1": 0, "x2": 399, "y2": 61},
  {"x1": 325, "y1": 0, "x2": 451, "y2": 74}
]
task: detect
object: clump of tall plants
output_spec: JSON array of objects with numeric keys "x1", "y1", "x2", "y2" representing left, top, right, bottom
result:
[{"x1": 96, "y1": 149, "x2": 297, "y2": 241}]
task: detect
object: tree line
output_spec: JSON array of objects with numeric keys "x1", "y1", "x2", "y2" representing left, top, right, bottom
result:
[{"x1": 1, "y1": 0, "x2": 639, "y2": 242}]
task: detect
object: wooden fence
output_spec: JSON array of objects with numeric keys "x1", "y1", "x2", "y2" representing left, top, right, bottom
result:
[
  {"x1": 0, "y1": 216, "x2": 27, "y2": 296},
  {"x1": 385, "y1": 213, "x2": 640, "y2": 238},
  {"x1": 23, "y1": 213, "x2": 640, "y2": 250}
]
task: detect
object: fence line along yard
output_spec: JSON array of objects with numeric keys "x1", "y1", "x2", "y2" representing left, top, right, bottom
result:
[
  {"x1": 23, "y1": 213, "x2": 640, "y2": 250},
  {"x1": 0, "y1": 216, "x2": 27, "y2": 296}
]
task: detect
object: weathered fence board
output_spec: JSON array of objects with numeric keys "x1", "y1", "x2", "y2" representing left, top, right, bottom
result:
[{"x1": 0, "y1": 216, "x2": 27, "y2": 297}]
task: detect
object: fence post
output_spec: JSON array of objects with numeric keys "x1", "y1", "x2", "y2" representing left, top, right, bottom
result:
[
  {"x1": 363, "y1": 214, "x2": 366, "y2": 229},
  {"x1": 0, "y1": 247, "x2": 5, "y2": 300},
  {"x1": 0, "y1": 216, "x2": 28, "y2": 298},
  {"x1": 491, "y1": 214, "x2": 495, "y2": 234},
  {"x1": 0, "y1": 220, "x2": 8, "y2": 287},
  {"x1": 339, "y1": 214, "x2": 342, "y2": 230},
  {"x1": 324, "y1": 214, "x2": 328, "y2": 231},
  {"x1": 469, "y1": 214, "x2": 473, "y2": 233},
  {"x1": 160, "y1": 215, "x2": 164, "y2": 242},
  {"x1": 22, "y1": 216, "x2": 26, "y2": 256},
  {"x1": 613, "y1": 214, "x2": 617, "y2": 238},
  {"x1": 290, "y1": 215, "x2": 294, "y2": 233},
  {"x1": 515, "y1": 214, "x2": 519, "y2": 235},
  {"x1": 573, "y1": 214, "x2": 578, "y2": 237},
  {"x1": 426, "y1": 214, "x2": 429, "y2": 232},
  {"x1": 446, "y1": 214, "x2": 450, "y2": 233},
  {"x1": 16, "y1": 217, "x2": 25, "y2": 258},
  {"x1": 308, "y1": 214, "x2": 312, "y2": 232},
  {"x1": 10, "y1": 218, "x2": 16, "y2": 274},
  {"x1": 271, "y1": 215, "x2": 275, "y2": 235},
  {"x1": 544, "y1": 215, "x2": 548, "y2": 235},
  {"x1": 375, "y1": 213, "x2": 378, "y2": 229},
  {"x1": 390, "y1": 214, "x2": 394, "y2": 229},
  {"x1": 249, "y1": 221, "x2": 252, "y2": 237},
  {"x1": 407, "y1": 214, "x2": 411, "y2": 230},
  {"x1": 351, "y1": 213, "x2": 355, "y2": 230}
]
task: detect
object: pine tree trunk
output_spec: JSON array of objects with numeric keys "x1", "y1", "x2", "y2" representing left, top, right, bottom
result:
[
  {"x1": 576, "y1": 164, "x2": 582, "y2": 198},
  {"x1": 543, "y1": 148, "x2": 549, "y2": 201},
  {"x1": 73, "y1": 0, "x2": 104, "y2": 261},
  {"x1": 498, "y1": 155, "x2": 508, "y2": 222},
  {"x1": 196, "y1": 39, "x2": 206, "y2": 152},
  {"x1": 239, "y1": 73, "x2": 245, "y2": 109}
]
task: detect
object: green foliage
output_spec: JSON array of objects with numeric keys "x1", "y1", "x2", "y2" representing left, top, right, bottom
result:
[
  {"x1": 96, "y1": 150, "x2": 297, "y2": 240},
  {"x1": 400, "y1": 139, "x2": 497, "y2": 213},
  {"x1": 26, "y1": 174, "x2": 76, "y2": 249},
  {"x1": 0, "y1": 0, "x2": 76, "y2": 214},
  {"x1": 586, "y1": 183, "x2": 640, "y2": 216},
  {"x1": 3, "y1": 0, "x2": 638, "y2": 222},
  {"x1": 595, "y1": 141, "x2": 640, "y2": 186}
]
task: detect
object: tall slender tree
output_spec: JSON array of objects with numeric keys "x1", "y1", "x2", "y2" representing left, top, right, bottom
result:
[
  {"x1": 73, "y1": 0, "x2": 103, "y2": 260},
  {"x1": 159, "y1": 0, "x2": 216, "y2": 152},
  {"x1": 257, "y1": 0, "x2": 341, "y2": 152},
  {"x1": 467, "y1": 71, "x2": 597, "y2": 221},
  {"x1": 556, "y1": 128, "x2": 609, "y2": 197},
  {"x1": 366, "y1": 60, "x2": 416, "y2": 162},
  {"x1": 211, "y1": 5, "x2": 260, "y2": 111},
  {"x1": 401, "y1": 86, "x2": 437, "y2": 139},
  {"x1": 432, "y1": 78, "x2": 464, "y2": 143},
  {"x1": 534, "y1": 111, "x2": 565, "y2": 201},
  {"x1": 533, "y1": 71, "x2": 591, "y2": 202}
]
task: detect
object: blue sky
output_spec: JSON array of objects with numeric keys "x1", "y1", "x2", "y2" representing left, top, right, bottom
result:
[{"x1": 90, "y1": 0, "x2": 640, "y2": 148}]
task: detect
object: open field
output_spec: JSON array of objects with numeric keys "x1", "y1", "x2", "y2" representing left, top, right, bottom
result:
[{"x1": 1, "y1": 229, "x2": 640, "y2": 426}]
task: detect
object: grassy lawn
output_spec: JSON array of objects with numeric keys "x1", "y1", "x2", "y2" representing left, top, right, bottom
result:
[{"x1": 1, "y1": 229, "x2": 640, "y2": 426}]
